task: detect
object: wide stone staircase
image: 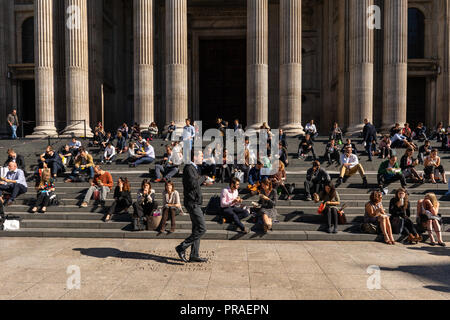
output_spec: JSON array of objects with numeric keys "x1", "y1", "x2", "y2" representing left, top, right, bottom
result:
[{"x1": 0, "y1": 136, "x2": 449, "y2": 242}]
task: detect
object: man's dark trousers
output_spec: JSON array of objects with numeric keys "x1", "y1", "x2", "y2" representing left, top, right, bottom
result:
[{"x1": 178, "y1": 204, "x2": 206, "y2": 258}]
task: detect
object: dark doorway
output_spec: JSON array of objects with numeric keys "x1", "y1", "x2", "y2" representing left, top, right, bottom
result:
[
  {"x1": 21, "y1": 80, "x2": 36, "y2": 137},
  {"x1": 22, "y1": 17, "x2": 34, "y2": 63},
  {"x1": 199, "y1": 39, "x2": 247, "y2": 130},
  {"x1": 407, "y1": 77, "x2": 426, "y2": 128}
]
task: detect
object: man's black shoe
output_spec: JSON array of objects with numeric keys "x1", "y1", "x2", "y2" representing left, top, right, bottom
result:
[
  {"x1": 362, "y1": 177, "x2": 368, "y2": 189},
  {"x1": 175, "y1": 246, "x2": 188, "y2": 263},
  {"x1": 335, "y1": 178, "x2": 342, "y2": 188},
  {"x1": 189, "y1": 256, "x2": 208, "y2": 263}
]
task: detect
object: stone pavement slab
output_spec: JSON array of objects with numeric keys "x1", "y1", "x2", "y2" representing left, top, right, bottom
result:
[{"x1": 0, "y1": 238, "x2": 449, "y2": 300}]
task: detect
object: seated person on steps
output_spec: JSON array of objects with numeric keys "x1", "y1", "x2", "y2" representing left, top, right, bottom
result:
[
  {"x1": 104, "y1": 177, "x2": 132, "y2": 222},
  {"x1": 336, "y1": 146, "x2": 368, "y2": 188},
  {"x1": 80, "y1": 165, "x2": 113, "y2": 208},
  {"x1": 0, "y1": 162, "x2": 28, "y2": 206},
  {"x1": 377, "y1": 156, "x2": 407, "y2": 192},
  {"x1": 154, "y1": 145, "x2": 179, "y2": 183},
  {"x1": 65, "y1": 148, "x2": 95, "y2": 183},
  {"x1": 304, "y1": 161, "x2": 331, "y2": 201},
  {"x1": 220, "y1": 177, "x2": 249, "y2": 234}
]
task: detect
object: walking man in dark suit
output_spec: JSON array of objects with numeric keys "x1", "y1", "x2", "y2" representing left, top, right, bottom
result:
[
  {"x1": 176, "y1": 150, "x2": 212, "y2": 263},
  {"x1": 363, "y1": 118, "x2": 377, "y2": 162}
]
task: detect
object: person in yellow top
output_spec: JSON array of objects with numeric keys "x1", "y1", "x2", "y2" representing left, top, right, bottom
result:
[{"x1": 64, "y1": 148, "x2": 95, "y2": 183}]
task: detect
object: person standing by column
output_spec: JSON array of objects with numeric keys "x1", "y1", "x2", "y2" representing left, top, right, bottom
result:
[
  {"x1": 7, "y1": 109, "x2": 19, "y2": 140},
  {"x1": 363, "y1": 119, "x2": 377, "y2": 162},
  {"x1": 176, "y1": 150, "x2": 212, "y2": 263}
]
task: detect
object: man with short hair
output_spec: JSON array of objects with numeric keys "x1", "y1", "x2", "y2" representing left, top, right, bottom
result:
[
  {"x1": 68, "y1": 137, "x2": 82, "y2": 157},
  {"x1": 304, "y1": 161, "x2": 331, "y2": 201},
  {"x1": 130, "y1": 141, "x2": 155, "y2": 167},
  {"x1": 7, "y1": 109, "x2": 19, "y2": 140},
  {"x1": 40, "y1": 146, "x2": 64, "y2": 179},
  {"x1": 154, "y1": 145, "x2": 179, "y2": 182},
  {"x1": 176, "y1": 150, "x2": 211, "y2": 263},
  {"x1": 182, "y1": 119, "x2": 196, "y2": 153},
  {"x1": 377, "y1": 156, "x2": 407, "y2": 191},
  {"x1": 248, "y1": 161, "x2": 264, "y2": 193},
  {"x1": 65, "y1": 148, "x2": 95, "y2": 182},
  {"x1": 363, "y1": 118, "x2": 377, "y2": 162},
  {"x1": 220, "y1": 178, "x2": 249, "y2": 234},
  {"x1": 336, "y1": 147, "x2": 368, "y2": 188},
  {"x1": 4, "y1": 149, "x2": 26, "y2": 173},
  {"x1": 0, "y1": 162, "x2": 28, "y2": 206},
  {"x1": 80, "y1": 165, "x2": 113, "y2": 208},
  {"x1": 164, "y1": 121, "x2": 177, "y2": 141},
  {"x1": 297, "y1": 134, "x2": 317, "y2": 160},
  {"x1": 101, "y1": 143, "x2": 117, "y2": 164}
]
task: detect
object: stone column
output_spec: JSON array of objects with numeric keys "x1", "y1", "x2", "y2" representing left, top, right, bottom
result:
[
  {"x1": 33, "y1": 0, "x2": 58, "y2": 136},
  {"x1": 279, "y1": 0, "x2": 303, "y2": 135},
  {"x1": 382, "y1": 0, "x2": 408, "y2": 131},
  {"x1": 165, "y1": 0, "x2": 188, "y2": 129},
  {"x1": 348, "y1": 0, "x2": 374, "y2": 134},
  {"x1": 64, "y1": 0, "x2": 92, "y2": 137},
  {"x1": 247, "y1": 0, "x2": 268, "y2": 130},
  {"x1": 134, "y1": 0, "x2": 154, "y2": 130}
]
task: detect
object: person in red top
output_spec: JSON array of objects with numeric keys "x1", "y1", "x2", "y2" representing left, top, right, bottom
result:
[{"x1": 81, "y1": 165, "x2": 113, "y2": 208}]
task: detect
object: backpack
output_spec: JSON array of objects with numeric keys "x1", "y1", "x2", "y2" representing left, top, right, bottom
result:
[
  {"x1": 361, "y1": 223, "x2": 378, "y2": 234},
  {"x1": 205, "y1": 195, "x2": 221, "y2": 215}
]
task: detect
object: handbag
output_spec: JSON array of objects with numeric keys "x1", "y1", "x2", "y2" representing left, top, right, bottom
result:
[
  {"x1": 317, "y1": 203, "x2": 326, "y2": 215},
  {"x1": 93, "y1": 189, "x2": 100, "y2": 201},
  {"x1": 147, "y1": 209, "x2": 162, "y2": 231},
  {"x1": 338, "y1": 203, "x2": 348, "y2": 225}
]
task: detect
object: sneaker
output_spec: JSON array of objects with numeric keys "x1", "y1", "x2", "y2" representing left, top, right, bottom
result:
[
  {"x1": 305, "y1": 195, "x2": 312, "y2": 201},
  {"x1": 80, "y1": 202, "x2": 88, "y2": 208}
]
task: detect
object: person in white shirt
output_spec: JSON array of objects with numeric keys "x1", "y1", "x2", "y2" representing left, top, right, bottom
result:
[
  {"x1": 68, "y1": 137, "x2": 82, "y2": 156},
  {"x1": 202, "y1": 147, "x2": 216, "y2": 180},
  {"x1": 0, "y1": 162, "x2": 28, "y2": 205},
  {"x1": 219, "y1": 177, "x2": 249, "y2": 233},
  {"x1": 182, "y1": 118, "x2": 196, "y2": 151},
  {"x1": 101, "y1": 143, "x2": 117, "y2": 164},
  {"x1": 130, "y1": 141, "x2": 155, "y2": 167},
  {"x1": 304, "y1": 120, "x2": 318, "y2": 140},
  {"x1": 336, "y1": 146, "x2": 368, "y2": 188}
]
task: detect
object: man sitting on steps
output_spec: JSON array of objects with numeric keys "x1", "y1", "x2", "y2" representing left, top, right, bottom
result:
[
  {"x1": 377, "y1": 156, "x2": 407, "y2": 192},
  {"x1": 220, "y1": 177, "x2": 249, "y2": 234},
  {"x1": 336, "y1": 146, "x2": 368, "y2": 188},
  {"x1": 304, "y1": 161, "x2": 331, "y2": 201},
  {"x1": 80, "y1": 165, "x2": 113, "y2": 208}
]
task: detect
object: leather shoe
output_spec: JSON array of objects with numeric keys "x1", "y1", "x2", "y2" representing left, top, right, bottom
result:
[
  {"x1": 175, "y1": 246, "x2": 188, "y2": 263},
  {"x1": 189, "y1": 256, "x2": 208, "y2": 263}
]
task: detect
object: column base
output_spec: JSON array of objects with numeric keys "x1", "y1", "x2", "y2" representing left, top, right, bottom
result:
[
  {"x1": 346, "y1": 124, "x2": 365, "y2": 137},
  {"x1": 245, "y1": 123, "x2": 264, "y2": 131},
  {"x1": 63, "y1": 123, "x2": 93, "y2": 138},
  {"x1": 280, "y1": 124, "x2": 304, "y2": 137},
  {"x1": 31, "y1": 126, "x2": 58, "y2": 138}
]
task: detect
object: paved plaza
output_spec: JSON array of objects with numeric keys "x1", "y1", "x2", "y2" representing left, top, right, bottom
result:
[{"x1": 0, "y1": 238, "x2": 449, "y2": 300}]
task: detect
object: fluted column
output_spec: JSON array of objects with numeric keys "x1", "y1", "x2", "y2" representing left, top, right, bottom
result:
[
  {"x1": 134, "y1": 0, "x2": 154, "y2": 130},
  {"x1": 64, "y1": 0, "x2": 92, "y2": 137},
  {"x1": 348, "y1": 0, "x2": 374, "y2": 134},
  {"x1": 279, "y1": 0, "x2": 303, "y2": 135},
  {"x1": 33, "y1": 0, "x2": 58, "y2": 136},
  {"x1": 247, "y1": 0, "x2": 268, "y2": 130},
  {"x1": 165, "y1": 0, "x2": 187, "y2": 129},
  {"x1": 382, "y1": 0, "x2": 408, "y2": 131}
]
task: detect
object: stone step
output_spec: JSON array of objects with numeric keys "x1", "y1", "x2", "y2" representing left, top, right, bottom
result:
[
  {"x1": 10, "y1": 211, "x2": 450, "y2": 225},
  {"x1": 14, "y1": 197, "x2": 450, "y2": 210},
  {"x1": 1, "y1": 228, "x2": 450, "y2": 242}
]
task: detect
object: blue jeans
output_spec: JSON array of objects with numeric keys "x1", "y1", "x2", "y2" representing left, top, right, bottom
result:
[
  {"x1": 11, "y1": 125, "x2": 17, "y2": 139},
  {"x1": 365, "y1": 140, "x2": 374, "y2": 161},
  {"x1": 135, "y1": 156, "x2": 155, "y2": 166},
  {"x1": 68, "y1": 166, "x2": 95, "y2": 181}
]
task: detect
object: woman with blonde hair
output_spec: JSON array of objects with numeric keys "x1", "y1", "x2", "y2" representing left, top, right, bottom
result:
[
  {"x1": 417, "y1": 193, "x2": 445, "y2": 246},
  {"x1": 365, "y1": 191, "x2": 395, "y2": 245},
  {"x1": 31, "y1": 168, "x2": 55, "y2": 214}
]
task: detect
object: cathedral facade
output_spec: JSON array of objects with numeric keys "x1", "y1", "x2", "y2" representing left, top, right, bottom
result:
[{"x1": 0, "y1": 0, "x2": 449, "y2": 137}]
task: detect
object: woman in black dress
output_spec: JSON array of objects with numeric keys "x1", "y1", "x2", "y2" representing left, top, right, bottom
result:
[
  {"x1": 389, "y1": 188, "x2": 422, "y2": 244},
  {"x1": 104, "y1": 177, "x2": 132, "y2": 222},
  {"x1": 255, "y1": 178, "x2": 278, "y2": 233}
]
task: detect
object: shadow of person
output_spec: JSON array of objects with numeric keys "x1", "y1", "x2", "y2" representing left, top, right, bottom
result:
[{"x1": 73, "y1": 248, "x2": 184, "y2": 266}]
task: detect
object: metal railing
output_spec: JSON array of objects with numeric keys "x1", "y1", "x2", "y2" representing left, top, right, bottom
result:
[{"x1": 19, "y1": 120, "x2": 88, "y2": 140}]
